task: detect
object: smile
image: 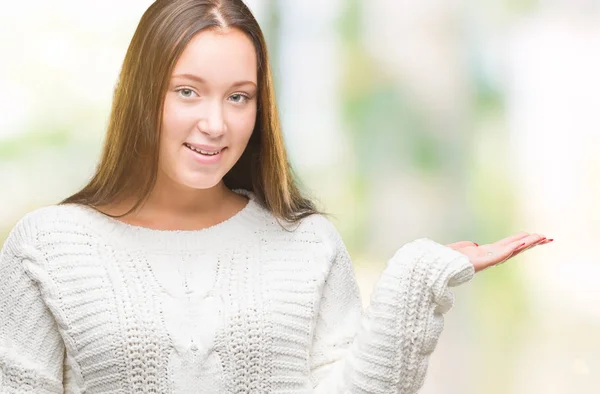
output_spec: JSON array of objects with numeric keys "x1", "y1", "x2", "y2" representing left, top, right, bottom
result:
[{"x1": 184, "y1": 143, "x2": 222, "y2": 156}]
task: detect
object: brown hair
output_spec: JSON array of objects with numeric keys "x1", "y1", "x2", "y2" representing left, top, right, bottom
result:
[{"x1": 62, "y1": 0, "x2": 321, "y2": 223}]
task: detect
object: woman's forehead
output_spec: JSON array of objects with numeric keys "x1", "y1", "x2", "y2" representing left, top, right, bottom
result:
[{"x1": 171, "y1": 28, "x2": 258, "y2": 87}]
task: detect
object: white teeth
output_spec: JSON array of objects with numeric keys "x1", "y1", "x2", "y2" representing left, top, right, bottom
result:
[{"x1": 185, "y1": 143, "x2": 222, "y2": 156}]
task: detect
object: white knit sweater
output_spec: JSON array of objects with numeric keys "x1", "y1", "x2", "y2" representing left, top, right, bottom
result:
[{"x1": 0, "y1": 189, "x2": 474, "y2": 394}]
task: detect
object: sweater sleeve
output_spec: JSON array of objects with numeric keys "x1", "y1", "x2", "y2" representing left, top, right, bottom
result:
[
  {"x1": 309, "y1": 225, "x2": 474, "y2": 393},
  {"x1": 0, "y1": 219, "x2": 65, "y2": 393}
]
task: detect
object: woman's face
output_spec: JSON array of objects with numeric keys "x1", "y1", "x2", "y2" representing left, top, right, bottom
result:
[{"x1": 159, "y1": 27, "x2": 258, "y2": 191}]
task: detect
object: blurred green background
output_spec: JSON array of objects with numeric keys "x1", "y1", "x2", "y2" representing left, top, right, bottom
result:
[{"x1": 1, "y1": 1, "x2": 600, "y2": 392}]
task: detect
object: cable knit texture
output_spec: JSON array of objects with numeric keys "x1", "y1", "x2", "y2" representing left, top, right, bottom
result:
[{"x1": 0, "y1": 189, "x2": 474, "y2": 393}]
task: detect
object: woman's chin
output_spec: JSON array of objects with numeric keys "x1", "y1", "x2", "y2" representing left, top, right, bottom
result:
[{"x1": 177, "y1": 174, "x2": 225, "y2": 191}]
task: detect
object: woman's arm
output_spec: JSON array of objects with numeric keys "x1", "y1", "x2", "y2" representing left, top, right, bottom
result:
[
  {"x1": 309, "y1": 223, "x2": 474, "y2": 394},
  {"x1": 0, "y1": 220, "x2": 65, "y2": 393}
]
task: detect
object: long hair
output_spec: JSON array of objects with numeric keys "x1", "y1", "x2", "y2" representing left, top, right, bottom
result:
[{"x1": 62, "y1": 0, "x2": 321, "y2": 223}]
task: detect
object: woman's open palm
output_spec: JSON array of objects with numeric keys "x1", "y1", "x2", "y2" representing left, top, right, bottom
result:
[{"x1": 446, "y1": 232, "x2": 553, "y2": 272}]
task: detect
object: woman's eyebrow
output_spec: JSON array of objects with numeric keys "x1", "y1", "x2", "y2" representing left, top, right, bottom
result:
[{"x1": 172, "y1": 73, "x2": 257, "y2": 88}]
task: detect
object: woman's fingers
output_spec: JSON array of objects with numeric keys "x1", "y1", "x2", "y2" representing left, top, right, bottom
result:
[
  {"x1": 497, "y1": 232, "x2": 530, "y2": 246},
  {"x1": 517, "y1": 240, "x2": 550, "y2": 256},
  {"x1": 511, "y1": 234, "x2": 541, "y2": 249},
  {"x1": 461, "y1": 232, "x2": 553, "y2": 273},
  {"x1": 448, "y1": 232, "x2": 544, "y2": 252},
  {"x1": 506, "y1": 234, "x2": 548, "y2": 258}
]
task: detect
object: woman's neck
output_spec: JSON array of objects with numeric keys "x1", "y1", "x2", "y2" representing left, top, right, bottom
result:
[{"x1": 99, "y1": 181, "x2": 249, "y2": 231}]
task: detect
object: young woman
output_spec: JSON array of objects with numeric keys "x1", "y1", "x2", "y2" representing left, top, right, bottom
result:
[{"x1": 0, "y1": 0, "x2": 551, "y2": 393}]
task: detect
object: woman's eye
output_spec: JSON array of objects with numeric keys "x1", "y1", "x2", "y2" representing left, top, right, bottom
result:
[
  {"x1": 177, "y1": 88, "x2": 196, "y2": 98},
  {"x1": 229, "y1": 93, "x2": 249, "y2": 104}
]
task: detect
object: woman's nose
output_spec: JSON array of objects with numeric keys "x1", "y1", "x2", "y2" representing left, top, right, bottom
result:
[{"x1": 197, "y1": 101, "x2": 226, "y2": 137}]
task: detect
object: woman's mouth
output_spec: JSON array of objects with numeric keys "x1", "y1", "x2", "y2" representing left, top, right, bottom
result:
[
  {"x1": 183, "y1": 143, "x2": 223, "y2": 156},
  {"x1": 183, "y1": 143, "x2": 226, "y2": 165}
]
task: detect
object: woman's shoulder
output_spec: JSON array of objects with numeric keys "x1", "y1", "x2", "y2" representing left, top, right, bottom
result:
[
  {"x1": 295, "y1": 213, "x2": 339, "y2": 235},
  {"x1": 15, "y1": 203, "x2": 91, "y2": 229},
  {"x1": 291, "y1": 213, "x2": 347, "y2": 256},
  {"x1": 3, "y1": 204, "x2": 96, "y2": 252}
]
